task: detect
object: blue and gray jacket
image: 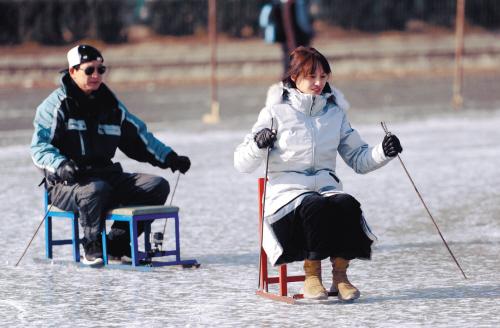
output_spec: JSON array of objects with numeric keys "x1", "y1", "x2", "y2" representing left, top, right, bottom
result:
[{"x1": 31, "y1": 73, "x2": 173, "y2": 182}]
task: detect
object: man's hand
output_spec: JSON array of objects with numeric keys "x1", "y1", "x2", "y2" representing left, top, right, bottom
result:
[
  {"x1": 254, "y1": 128, "x2": 277, "y2": 149},
  {"x1": 57, "y1": 159, "x2": 80, "y2": 184},
  {"x1": 164, "y1": 151, "x2": 191, "y2": 174},
  {"x1": 382, "y1": 134, "x2": 403, "y2": 157}
]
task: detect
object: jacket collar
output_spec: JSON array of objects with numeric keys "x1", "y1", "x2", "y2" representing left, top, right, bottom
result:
[
  {"x1": 283, "y1": 84, "x2": 333, "y2": 116},
  {"x1": 60, "y1": 73, "x2": 117, "y2": 115}
]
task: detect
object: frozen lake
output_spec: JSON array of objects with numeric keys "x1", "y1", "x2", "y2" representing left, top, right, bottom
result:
[{"x1": 1, "y1": 78, "x2": 499, "y2": 327}]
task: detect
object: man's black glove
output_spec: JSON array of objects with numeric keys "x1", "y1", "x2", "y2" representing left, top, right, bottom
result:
[
  {"x1": 56, "y1": 159, "x2": 80, "y2": 184},
  {"x1": 382, "y1": 134, "x2": 403, "y2": 157},
  {"x1": 164, "y1": 151, "x2": 191, "y2": 174},
  {"x1": 254, "y1": 128, "x2": 277, "y2": 149}
]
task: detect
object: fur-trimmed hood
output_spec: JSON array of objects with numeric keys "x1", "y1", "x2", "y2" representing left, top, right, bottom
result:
[{"x1": 264, "y1": 81, "x2": 350, "y2": 111}]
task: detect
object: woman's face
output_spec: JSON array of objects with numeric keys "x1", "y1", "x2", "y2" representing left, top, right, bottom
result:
[{"x1": 293, "y1": 66, "x2": 329, "y2": 95}]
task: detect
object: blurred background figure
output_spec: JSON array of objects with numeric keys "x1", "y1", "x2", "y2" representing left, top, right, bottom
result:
[{"x1": 259, "y1": 0, "x2": 315, "y2": 78}]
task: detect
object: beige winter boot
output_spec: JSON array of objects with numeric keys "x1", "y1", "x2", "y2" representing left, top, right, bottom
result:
[
  {"x1": 330, "y1": 257, "x2": 361, "y2": 302},
  {"x1": 303, "y1": 260, "x2": 328, "y2": 300}
]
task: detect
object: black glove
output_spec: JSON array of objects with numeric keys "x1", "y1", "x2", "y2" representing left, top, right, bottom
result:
[
  {"x1": 56, "y1": 159, "x2": 80, "y2": 184},
  {"x1": 164, "y1": 151, "x2": 191, "y2": 174},
  {"x1": 254, "y1": 128, "x2": 277, "y2": 149},
  {"x1": 382, "y1": 134, "x2": 403, "y2": 157}
]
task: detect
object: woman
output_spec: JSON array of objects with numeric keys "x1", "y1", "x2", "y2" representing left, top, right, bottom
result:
[{"x1": 234, "y1": 46, "x2": 402, "y2": 301}]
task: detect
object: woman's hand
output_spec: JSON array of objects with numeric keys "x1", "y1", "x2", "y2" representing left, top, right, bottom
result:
[
  {"x1": 254, "y1": 128, "x2": 277, "y2": 149},
  {"x1": 382, "y1": 134, "x2": 403, "y2": 157}
]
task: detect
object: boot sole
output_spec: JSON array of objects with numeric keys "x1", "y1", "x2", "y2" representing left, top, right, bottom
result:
[
  {"x1": 331, "y1": 286, "x2": 361, "y2": 302},
  {"x1": 302, "y1": 291, "x2": 329, "y2": 300},
  {"x1": 338, "y1": 291, "x2": 360, "y2": 302},
  {"x1": 81, "y1": 257, "x2": 104, "y2": 267}
]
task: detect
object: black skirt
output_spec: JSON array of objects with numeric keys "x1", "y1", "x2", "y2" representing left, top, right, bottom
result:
[{"x1": 272, "y1": 193, "x2": 374, "y2": 265}]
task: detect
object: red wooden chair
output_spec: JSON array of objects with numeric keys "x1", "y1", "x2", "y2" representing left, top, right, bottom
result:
[{"x1": 256, "y1": 178, "x2": 305, "y2": 304}]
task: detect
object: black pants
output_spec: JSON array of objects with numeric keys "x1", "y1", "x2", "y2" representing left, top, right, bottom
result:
[
  {"x1": 276, "y1": 193, "x2": 373, "y2": 264},
  {"x1": 48, "y1": 170, "x2": 169, "y2": 255}
]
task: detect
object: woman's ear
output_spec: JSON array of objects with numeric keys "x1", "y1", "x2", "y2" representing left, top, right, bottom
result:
[{"x1": 290, "y1": 74, "x2": 297, "y2": 82}]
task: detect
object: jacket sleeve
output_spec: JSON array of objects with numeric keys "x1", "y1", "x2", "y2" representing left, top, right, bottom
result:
[
  {"x1": 30, "y1": 92, "x2": 67, "y2": 177},
  {"x1": 117, "y1": 101, "x2": 172, "y2": 167},
  {"x1": 234, "y1": 106, "x2": 274, "y2": 173},
  {"x1": 337, "y1": 111, "x2": 390, "y2": 174}
]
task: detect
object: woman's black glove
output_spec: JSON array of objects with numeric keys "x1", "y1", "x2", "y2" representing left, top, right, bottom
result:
[
  {"x1": 382, "y1": 134, "x2": 403, "y2": 157},
  {"x1": 164, "y1": 151, "x2": 191, "y2": 174},
  {"x1": 254, "y1": 128, "x2": 277, "y2": 149},
  {"x1": 56, "y1": 159, "x2": 80, "y2": 184}
]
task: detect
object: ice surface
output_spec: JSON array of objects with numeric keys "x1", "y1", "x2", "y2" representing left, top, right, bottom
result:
[{"x1": 1, "y1": 105, "x2": 499, "y2": 327}]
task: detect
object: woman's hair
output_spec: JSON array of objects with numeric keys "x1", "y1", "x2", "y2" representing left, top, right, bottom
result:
[{"x1": 283, "y1": 46, "x2": 331, "y2": 89}]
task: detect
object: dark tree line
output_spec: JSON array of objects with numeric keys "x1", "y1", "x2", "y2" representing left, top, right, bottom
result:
[
  {"x1": 320, "y1": 0, "x2": 500, "y2": 31},
  {"x1": 1, "y1": 0, "x2": 499, "y2": 45},
  {"x1": 0, "y1": 0, "x2": 130, "y2": 44}
]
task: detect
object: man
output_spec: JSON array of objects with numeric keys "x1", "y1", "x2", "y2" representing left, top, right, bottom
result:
[{"x1": 31, "y1": 45, "x2": 190, "y2": 266}]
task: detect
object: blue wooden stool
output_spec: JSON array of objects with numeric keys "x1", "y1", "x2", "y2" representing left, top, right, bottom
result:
[
  {"x1": 44, "y1": 190, "x2": 82, "y2": 262},
  {"x1": 101, "y1": 205, "x2": 199, "y2": 270}
]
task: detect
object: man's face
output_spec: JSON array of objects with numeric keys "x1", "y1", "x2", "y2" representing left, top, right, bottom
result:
[{"x1": 69, "y1": 60, "x2": 105, "y2": 94}]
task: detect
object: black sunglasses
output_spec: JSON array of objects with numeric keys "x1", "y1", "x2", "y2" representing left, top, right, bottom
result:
[{"x1": 79, "y1": 65, "x2": 107, "y2": 76}]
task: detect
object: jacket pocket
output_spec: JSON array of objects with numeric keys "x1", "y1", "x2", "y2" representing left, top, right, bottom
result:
[{"x1": 329, "y1": 172, "x2": 340, "y2": 183}]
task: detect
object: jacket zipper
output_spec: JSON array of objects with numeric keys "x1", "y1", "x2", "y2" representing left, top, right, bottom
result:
[
  {"x1": 329, "y1": 172, "x2": 340, "y2": 183},
  {"x1": 308, "y1": 97, "x2": 316, "y2": 174},
  {"x1": 79, "y1": 131, "x2": 86, "y2": 155}
]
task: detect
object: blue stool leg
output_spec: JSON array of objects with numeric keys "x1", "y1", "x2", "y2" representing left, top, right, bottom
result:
[
  {"x1": 71, "y1": 216, "x2": 80, "y2": 262},
  {"x1": 102, "y1": 222, "x2": 108, "y2": 265},
  {"x1": 130, "y1": 219, "x2": 139, "y2": 266},
  {"x1": 144, "y1": 221, "x2": 151, "y2": 254},
  {"x1": 174, "y1": 213, "x2": 181, "y2": 262},
  {"x1": 45, "y1": 216, "x2": 53, "y2": 259}
]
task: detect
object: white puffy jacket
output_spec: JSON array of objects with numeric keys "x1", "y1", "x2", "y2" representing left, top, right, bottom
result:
[{"x1": 234, "y1": 83, "x2": 390, "y2": 265}]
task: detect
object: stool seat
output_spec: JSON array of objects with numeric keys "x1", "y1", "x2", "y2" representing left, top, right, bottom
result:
[
  {"x1": 108, "y1": 205, "x2": 179, "y2": 216},
  {"x1": 49, "y1": 206, "x2": 74, "y2": 213}
]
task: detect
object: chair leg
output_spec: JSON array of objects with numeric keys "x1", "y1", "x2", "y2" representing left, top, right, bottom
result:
[
  {"x1": 45, "y1": 216, "x2": 53, "y2": 259},
  {"x1": 130, "y1": 220, "x2": 139, "y2": 266},
  {"x1": 174, "y1": 214, "x2": 181, "y2": 262},
  {"x1": 101, "y1": 223, "x2": 108, "y2": 265},
  {"x1": 259, "y1": 249, "x2": 268, "y2": 292},
  {"x1": 144, "y1": 221, "x2": 151, "y2": 254},
  {"x1": 72, "y1": 217, "x2": 80, "y2": 262},
  {"x1": 279, "y1": 265, "x2": 288, "y2": 296}
]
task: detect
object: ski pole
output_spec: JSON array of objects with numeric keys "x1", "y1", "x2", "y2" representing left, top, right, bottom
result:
[
  {"x1": 15, "y1": 204, "x2": 54, "y2": 267},
  {"x1": 15, "y1": 184, "x2": 63, "y2": 267},
  {"x1": 258, "y1": 119, "x2": 274, "y2": 290},
  {"x1": 381, "y1": 121, "x2": 467, "y2": 280},
  {"x1": 160, "y1": 172, "x2": 180, "y2": 251}
]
